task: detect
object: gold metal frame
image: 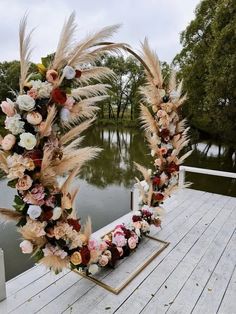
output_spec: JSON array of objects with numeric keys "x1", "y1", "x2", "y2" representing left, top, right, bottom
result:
[{"x1": 74, "y1": 234, "x2": 170, "y2": 294}]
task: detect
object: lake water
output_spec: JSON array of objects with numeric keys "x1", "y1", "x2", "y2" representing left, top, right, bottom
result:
[{"x1": 0, "y1": 126, "x2": 235, "y2": 280}]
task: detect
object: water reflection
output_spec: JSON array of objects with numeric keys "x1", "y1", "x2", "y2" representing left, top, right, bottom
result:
[{"x1": 0, "y1": 126, "x2": 235, "y2": 280}]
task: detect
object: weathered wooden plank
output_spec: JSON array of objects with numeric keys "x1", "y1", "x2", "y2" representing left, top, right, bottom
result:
[
  {"x1": 143, "y1": 199, "x2": 236, "y2": 313},
  {"x1": 113, "y1": 194, "x2": 232, "y2": 314},
  {"x1": 37, "y1": 190, "x2": 210, "y2": 313},
  {"x1": 62, "y1": 192, "x2": 217, "y2": 313},
  {"x1": 192, "y1": 228, "x2": 236, "y2": 313},
  {"x1": 0, "y1": 269, "x2": 68, "y2": 312},
  {"x1": 217, "y1": 265, "x2": 236, "y2": 314},
  {"x1": 167, "y1": 205, "x2": 236, "y2": 314}
]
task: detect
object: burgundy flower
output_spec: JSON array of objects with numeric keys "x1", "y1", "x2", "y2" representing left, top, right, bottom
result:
[
  {"x1": 24, "y1": 149, "x2": 43, "y2": 168},
  {"x1": 142, "y1": 209, "x2": 152, "y2": 218},
  {"x1": 41, "y1": 210, "x2": 53, "y2": 221},
  {"x1": 154, "y1": 193, "x2": 164, "y2": 201},
  {"x1": 109, "y1": 246, "x2": 121, "y2": 267},
  {"x1": 160, "y1": 128, "x2": 170, "y2": 138},
  {"x1": 152, "y1": 176, "x2": 161, "y2": 186},
  {"x1": 45, "y1": 195, "x2": 56, "y2": 208},
  {"x1": 80, "y1": 246, "x2": 91, "y2": 265},
  {"x1": 67, "y1": 219, "x2": 81, "y2": 232},
  {"x1": 132, "y1": 215, "x2": 142, "y2": 222},
  {"x1": 75, "y1": 70, "x2": 82, "y2": 78},
  {"x1": 51, "y1": 88, "x2": 67, "y2": 104},
  {"x1": 166, "y1": 162, "x2": 179, "y2": 174}
]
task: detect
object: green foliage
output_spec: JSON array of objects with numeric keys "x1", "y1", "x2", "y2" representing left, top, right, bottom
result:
[{"x1": 174, "y1": 0, "x2": 236, "y2": 145}]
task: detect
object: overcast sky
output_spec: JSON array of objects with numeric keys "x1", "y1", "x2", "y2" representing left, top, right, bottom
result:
[{"x1": 0, "y1": 0, "x2": 200, "y2": 63}]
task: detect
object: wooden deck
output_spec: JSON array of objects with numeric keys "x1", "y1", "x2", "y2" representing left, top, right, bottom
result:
[{"x1": 0, "y1": 188, "x2": 235, "y2": 314}]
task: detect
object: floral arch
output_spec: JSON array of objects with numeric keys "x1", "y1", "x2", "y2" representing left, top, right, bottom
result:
[{"x1": 0, "y1": 13, "x2": 191, "y2": 279}]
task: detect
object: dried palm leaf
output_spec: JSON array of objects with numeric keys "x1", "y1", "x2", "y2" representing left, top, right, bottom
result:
[
  {"x1": 60, "y1": 117, "x2": 96, "y2": 145},
  {"x1": 82, "y1": 216, "x2": 92, "y2": 242},
  {"x1": 52, "y1": 12, "x2": 76, "y2": 70},
  {"x1": 0, "y1": 208, "x2": 22, "y2": 222},
  {"x1": 67, "y1": 24, "x2": 120, "y2": 67},
  {"x1": 139, "y1": 103, "x2": 159, "y2": 134},
  {"x1": 141, "y1": 38, "x2": 163, "y2": 87},
  {"x1": 176, "y1": 150, "x2": 193, "y2": 165},
  {"x1": 39, "y1": 256, "x2": 70, "y2": 273},
  {"x1": 19, "y1": 14, "x2": 33, "y2": 94},
  {"x1": 168, "y1": 69, "x2": 176, "y2": 92},
  {"x1": 134, "y1": 162, "x2": 151, "y2": 182},
  {"x1": 0, "y1": 151, "x2": 8, "y2": 173},
  {"x1": 79, "y1": 67, "x2": 115, "y2": 84},
  {"x1": 39, "y1": 105, "x2": 57, "y2": 138},
  {"x1": 71, "y1": 84, "x2": 110, "y2": 99}
]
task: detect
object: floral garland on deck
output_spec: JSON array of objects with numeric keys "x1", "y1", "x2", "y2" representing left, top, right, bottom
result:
[{"x1": 0, "y1": 14, "x2": 191, "y2": 276}]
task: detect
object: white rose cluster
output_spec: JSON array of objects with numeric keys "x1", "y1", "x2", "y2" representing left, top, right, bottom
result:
[
  {"x1": 30, "y1": 80, "x2": 53, "y2": 98},
  {"x1": 17, "y1": 95, "x2": 35, "y2": 111},
  {"x1": 5, "y1": 114, "x2": 25, "y2": 135}
]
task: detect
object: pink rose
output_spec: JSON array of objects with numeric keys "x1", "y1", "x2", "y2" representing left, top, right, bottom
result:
[
  {"x1": 159, "y1": 147, "x2": 168, "y2": 155},
  {"x1": 26, "y1": 112, "x2": 42, "y2": 125},
  {"x1": 88, "y1": 239, "x2": 98, "y2": 251},
  {"x1": 64, "y1": 97, "x2": 75, "y2": 110},
  {"x1": 16, "y1": 175, "x2": 33, "y2": 191},
  {"x1": 24, "y1": 184, "x2": 45, "y2": 205},
  {"x1": 89, "y1": 250, "x2": 99, "y2": 263},
  {"x1": 128, "y1": 237, "x2": 137, "y2": 250},
  {"x1": 113, "y1": 234, "x2": 127, "y2": 247},
  {"x1": 27, "y1": 88, "x2": 38, "y2": 99},
  {"x1": 133, "y1": 221, "x2": 142, "y2": 229},
  {"x1": 1, "y1": 134, "x2": 16, "y2": 151},
  {"x1": 1, "y1": 100, "x2": 15, "y2": 117},
  {"x1": 46, "y1": 70, "x2": 58, "y2": 84},
  {"x1": 20, "y1": 240, "x2": 33, "y2": 254},
  {"x1": 99, "y1": 241, "x2": 108, "y2": 252},
  {"x1": 98, "y1": 255, "x2": 109, "y2": 267}
]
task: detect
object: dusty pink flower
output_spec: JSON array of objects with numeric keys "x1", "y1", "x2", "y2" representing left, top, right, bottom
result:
[
  {"x1": 1, "y1": 134, "x2": 16, "y2": 151},
  {"x1": 38, "y1": 121, "x2": 52, "y2": 137},
  {"x1": 98, "y1": 255, "x2": 109, "y2": 267},
  {"x1": 64, "y1": 97, "x2": 75, "y2": 110},
  {"x1": 99, "y1": 241, "x2": 108, "y2": 252},
  {"x1": 113, "y1": 234, "x2": 127, "y2": 247},
  {"x1": 27, "y1": 88, "x2": 38, "y2": 99},
  {"x1": 26, "y1": 112, "x2": 42, "y2": 125},
  {"x1": 1, "y1": 100, "x2": 15, "y2": 116},
  {"x1": 89, "y1": 250, "x2": 99, "y2": 263},
  {"x1": 133, "y1": 221, "x2": 142, "y2": 229},
  {"x1": 128, "y1": 237, "x2": 137, "y2": 249},
  {"x1": 46, "y1": 70, "x2": 59, "y2": 84},
  {"x1": 24, "y1": 184, "x2": 45, "y2": 205},
  {"x1": 16, "y1": 175, "x2": 33, "y2": 191},
  {"x1": 159, "y1": 147, "x2": 168, "y2": 155},
  {"x1": 88, "y1": 239, "x2": 98, "y2": 251}
]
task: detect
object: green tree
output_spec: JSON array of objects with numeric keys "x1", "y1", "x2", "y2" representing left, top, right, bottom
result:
[
  {"x1": 0, "y1": 61, "x2": 21, "y2": 100},
  {"x1": 174, "y1": 0, "x2": 236, "y2": 146}
]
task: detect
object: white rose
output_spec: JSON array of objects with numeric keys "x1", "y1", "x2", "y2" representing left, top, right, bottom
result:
[
  {"x1": 20, "y1": 240, "x2": 33, "y2": 254},
  {"x1": 27, "y1": 205, "x2": 42, "y2": 220},
  {"x1": 52, "y1": 207, "x2": 62, "y2": 220},
  {"x1": 88, "y1": 264, "x2": 99, "y2": 275},
  {"x1": 63, "y1": 66, "x2": 76, "y2": 80},
  {"x1": 26, "y1": 112, "x2": 42, "y2": 125},
  {"x1": 19, "y1": 133, "x2": 37, "y2": 150},
  {"x1": 5, "y1": 114, "x2": 25, "y2": 135},
  {"x1": 60, "y1": 108, "x2": 70, "y2": 122},
  {"x1": 17, "y1": 95, "x2": 35, "y2": 111}
]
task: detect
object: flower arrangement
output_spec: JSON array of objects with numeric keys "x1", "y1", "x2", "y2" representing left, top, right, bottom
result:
[{"x1": 0, "y1": 13, "x2": 191, "y2": 276}]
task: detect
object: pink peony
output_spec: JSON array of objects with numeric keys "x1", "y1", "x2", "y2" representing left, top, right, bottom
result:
[
  {"x1": 99, "y1": 241, "x2": 108, "y2": 252},
  {"x1": 128, "y1": 237, "x2": 137, "y2": 250},
  {"x1": 113, "y1": 234, "x2": 127, "y2": 247},
  {"x1": 20, "y1": 240, "x2": 33, "y2": 254},
  {"x1": 88, "y1": 239, "x2": 98, "y2": 251},
  {"x1": 1, "y1": 134, "x2": 16, "y2": 151},
  {"x1": 1, "y1": 100, "x2": 15, "y2": 116},
  {"x1": 98, "y1": 255, "x2": 109, "y2": 267},
  {"x1": 26, "y1": 112, "x2": 42, "y2": 125}
]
